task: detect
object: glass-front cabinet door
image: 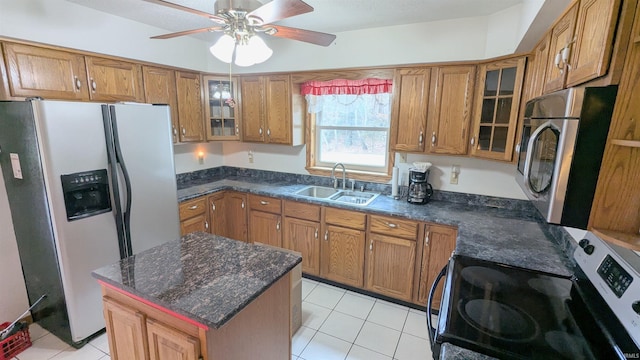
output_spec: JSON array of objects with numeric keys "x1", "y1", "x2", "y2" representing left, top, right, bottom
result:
[
  {"x1": 470, "y1": 57, "x2": 526, "y2": 161},
  {"x1": 203, "y1": 75, "x2": 240, "y2": 141}
]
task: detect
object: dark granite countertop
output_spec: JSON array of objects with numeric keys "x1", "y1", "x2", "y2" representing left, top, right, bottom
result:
[
  {"x1": 92, "y1": 232, "x2": 302, "y2": 330},
  {"x1": 178, "y1": 178, "x2": 573, "y2": 277}
]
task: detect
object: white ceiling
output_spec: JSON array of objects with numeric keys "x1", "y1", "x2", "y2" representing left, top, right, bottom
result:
[{"x1": 65, "y1": 0, "x2": 525, "y2": 42}]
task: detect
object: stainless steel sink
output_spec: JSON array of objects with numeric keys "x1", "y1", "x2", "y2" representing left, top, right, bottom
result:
[
  {"x1": 329, "y1": 191, "x2": 380, "y2": 206},
  {"x1": 294, "y1": 186, "x2": 380, "y2": 206},
  {"x1": 294, "y1": 185, "x2": 341, "y2": 198}
]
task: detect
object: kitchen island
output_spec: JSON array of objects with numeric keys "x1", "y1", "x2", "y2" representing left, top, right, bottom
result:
[{"x1": 92, "y1": 231, "x2": 301, "y2": 360}]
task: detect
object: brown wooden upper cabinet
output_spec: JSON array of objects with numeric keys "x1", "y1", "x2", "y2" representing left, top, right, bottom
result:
[
  {"x1": 175, "y1": 71, "x2": 205, "y2": 142},
  {"x1": 390, "y1": 68, "x2": 431, "y2": 153},
  {"x1": 427, "y1": 65, "x2": 476, "y2": 155},
  {"x1": 203, "y1": 75, "x2": 240, "y2": 141},
  {"x1": 142, "y1": 66, "x2": 179, "y2": 143},
  {"x1": 526, "y1": 34, "x2": 551, "y2": 101},
  {"x1": 470, "y1": 57, "x2": 526, "y2": 162},
  {"x1": 85, "y1": 56, "x2": 144, "y2": 102},
  {"x1": 2, "y1": 42, "x2": 90, "y2": 100},
  {"x1": 241, "y1": 75, "x2": 296, "y2": 145},
  {"x1": 543, "y1": 0, "x2": 622, "y2": 93}
]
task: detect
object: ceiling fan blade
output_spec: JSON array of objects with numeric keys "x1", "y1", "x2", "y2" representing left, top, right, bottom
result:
[
  {"x1": 247, "y1": 0, "x2": 313, "y2": 25},
  {"x1": 143, "y1": 0, "x2": 226, "y2": 23},
  {"x1": 151, "y1": 27, "x2": 223, "y2": 39},
  {"x1": 268, "y1": 25, "x2": 336, "y2": 46}
]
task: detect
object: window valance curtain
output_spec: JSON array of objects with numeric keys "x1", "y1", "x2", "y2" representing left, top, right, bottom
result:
[
  {"x1": 302, "y1": 78, "x2": 392, "y2": 114},
  {"x1": 300, "y1": 78, "x2": 392, "y2": 96}
]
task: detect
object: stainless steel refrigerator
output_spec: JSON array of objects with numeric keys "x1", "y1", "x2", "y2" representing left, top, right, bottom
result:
[{"x1": 0, "y1": 100, "x2": 180, "y2": 347}]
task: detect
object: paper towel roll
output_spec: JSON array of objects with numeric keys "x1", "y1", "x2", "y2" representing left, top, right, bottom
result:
[{"x1": 391, "y1": 166, "x2": 399, "y2": 197}]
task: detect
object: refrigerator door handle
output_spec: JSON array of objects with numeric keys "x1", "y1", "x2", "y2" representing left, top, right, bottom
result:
[{"x1": 109, "y1": 105, "x2": 134, "y2": 258}]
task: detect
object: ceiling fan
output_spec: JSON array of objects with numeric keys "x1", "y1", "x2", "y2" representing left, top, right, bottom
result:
[{"x1": 144, "y1": 0, "x2": 336, "y2": 47}]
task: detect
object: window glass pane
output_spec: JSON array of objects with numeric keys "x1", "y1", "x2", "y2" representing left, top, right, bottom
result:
[
  {"x1": 316, "y1": 94, "x2": 391, "y2": 128},
  {"x1": 318, "y1": 129, "x2": 387, "y2": 168},
  {"x1": 499, "y1": 67, "x2": 516, "y2": 95},
  {"x1": 495, "y1": 98, "x2": 512, "y2": 124},
  {"x1": 491, "y1": 127, "x2": 508, "y2": 153},
  {"x1": 478, "y1": 126, "x2": 492, "y2": 151},
  {"x1": 481, "y1": 99, "x2": 496, "y2": 124},
  {"x1": 484, "y1": 70, "x2": 499, "y2": 96}
]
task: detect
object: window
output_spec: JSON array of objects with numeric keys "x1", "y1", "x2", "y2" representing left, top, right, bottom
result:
[{"x1": 302, "y1": 79, "x2": 393, "y2": 177}]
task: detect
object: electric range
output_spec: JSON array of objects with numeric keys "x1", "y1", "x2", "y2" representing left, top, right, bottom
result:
[{"x1": 428, "y1": 231, "x2": 640, "y2": 359}]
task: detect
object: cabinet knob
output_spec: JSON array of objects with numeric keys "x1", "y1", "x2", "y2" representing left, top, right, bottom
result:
[
  {"x1": 182, "y1": 127, "x2": 186, "y2": 135},
  {"x1": 90, "y1": 79, "x2": 97, "y2": 91},
  {"x1": 425, "y1": 231, "x2": 430, "y2": 246},
  {"x1": 205, "y1": 221, "x2": 209, "y2": 230},
  {"x1": 173, "y1": 127, "x2": 177, "y2": 135},
  {"x1": 314, "y1": 228, "x2": 318, "y2": 239},
  {"x1": 419, "y1": 131, "x2": 424, "y2": 144},
  {"x1": 387, "y1": 222, "x2": 398, "y2": 228},
  {"x1": 211, "y1": 203, "x2": 216, "y2": 212},
  {"x1": 431, "y1": 132, "x2": 437, "y2": 145},
  {"x1": 74, "y1": 76, "x2": 82, "y2": 90},
  {"x1": 260, "y1": 200, "x2": 270, "y2": 205},
  {"x1": 369, "y1": 240, "x2": 373, "y2": 251},
  {"x1": 189, "y1": 205, "x2": 198, "y2": 210},
  {"x1": 276, "y1": 221, "x2": 281, "y2": 231},
  {"x1": 267, "y1": 128, "x2": 271, "y2": 137},
  {"x1": 324, "y1": 230, "x2": 328, "y2": 241},
  {"x1": 259, "y1": 127, "x2": 263, "y2": 135},
  {"x1": 470, "y1": 137, "x2": 475, "y2": 146},
  {"x1": 241, "y1": 200, "x2": 245, "y2": 209}
]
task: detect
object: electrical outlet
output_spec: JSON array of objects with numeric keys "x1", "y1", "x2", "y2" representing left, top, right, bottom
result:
[
  {"x1": 248, "y1": 150, "x2": 254, "y2": 163},
  {"x1": 450, "y1": 165, "x2": 460, "y2": 185},
  {"x1": 398, "y1": 152, "x2": 407, "y2": 163}
]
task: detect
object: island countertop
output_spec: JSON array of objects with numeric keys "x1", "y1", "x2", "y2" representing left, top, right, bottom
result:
[{"x1": 91, "y1": 232, "x2": 302, "y2": 330}]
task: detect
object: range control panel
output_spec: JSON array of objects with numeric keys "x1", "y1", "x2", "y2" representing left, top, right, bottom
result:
[{"x1": 598, "y1": 255, "x2": 633, "y2": 298}]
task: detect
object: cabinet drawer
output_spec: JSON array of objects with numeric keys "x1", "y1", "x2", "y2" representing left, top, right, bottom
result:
[
  {"x1": 248, "y1": 194, "x2": 282, "y2": 214},
  {"x1": 369, "y1": 215, "x2": 419, "y2": 240},
  {"x1": 179, "y1": 197, "x2": 206, "y2": 220},
  {"x1": 284, "y1": 201, "x2": 320, "y2": 221},
  {"x1": 325, "y1": 207, "x2": 366, "y2": 230}
]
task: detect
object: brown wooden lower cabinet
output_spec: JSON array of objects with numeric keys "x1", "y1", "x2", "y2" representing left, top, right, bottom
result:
[
  {"x1": 320, "y1": 224, "x2": 366, "y2": 288},
  {"x1": 416, "y1": 224, "x2": 457, "y2": 308},
  {"x1": 208, "y1": 193, "x2": 226, "y2": 237},
  {"x1": 101, "y1": 273, "x2": 291, "y2": 360},
  {"x1": 248, "y1": 195, "x2": 282, "y2": 247},
  {"x1": 283, "y1": 201, "x2": 321, "y2": 276},
  {"x1": 225, "y1": 192, "x2": 248, "y2": 242},
  {"x1": 179, "y1": 197, "x2": 208, "y2": 236},
  {"x1": 365, "y1": 233, "x2": 416, "y2": 302}
]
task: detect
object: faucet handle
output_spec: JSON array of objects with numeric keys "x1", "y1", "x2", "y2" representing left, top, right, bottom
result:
[
  {"x1": 350, "y1": 179, "x2": 356, "y2": 191},
  {"x1": 333, "y1": 178, "x2": 338, "y2": 189}
]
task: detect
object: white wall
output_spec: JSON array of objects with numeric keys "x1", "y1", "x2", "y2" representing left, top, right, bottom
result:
[{"x1": 174, "y1": 142, "x2": 225, "y2": 174}]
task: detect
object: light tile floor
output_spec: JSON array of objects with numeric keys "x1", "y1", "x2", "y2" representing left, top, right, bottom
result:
[{"x1": 10, "y1": 278, "x2": 433, "y2": 360}]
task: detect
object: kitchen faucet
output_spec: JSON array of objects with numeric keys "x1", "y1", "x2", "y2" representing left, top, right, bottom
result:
[{"x1": 331, "y1": 163, "x2": 346, "y2": 189}]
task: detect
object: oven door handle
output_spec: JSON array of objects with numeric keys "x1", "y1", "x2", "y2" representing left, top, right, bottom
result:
[{"x1": 427, "y1": 264, "x2": 448, "y2": 347}]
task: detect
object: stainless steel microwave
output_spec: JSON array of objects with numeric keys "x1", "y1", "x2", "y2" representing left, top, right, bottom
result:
[{"x1": 515, "y1": 86, "x2": 617, "y2": 229}]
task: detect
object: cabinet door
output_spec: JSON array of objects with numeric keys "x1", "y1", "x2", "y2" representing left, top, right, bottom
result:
[
  {"x1": 320, "y1": 224, "x2": 365, "y2": 287},
  {"x1": 225, "y1": 192, "x2": 248, "y2": 242},
  {"x1": 470, "y1": 58, "x2": 525, "y2": 161},
  {"x1": 527, "y1": 34, "x2": 551, "y2": 101},
  {"x1": 264, "y1": 75, "x2": 292, "y2": 144},
  {"x1": 204, "y1": 75, "x2": 240, "y2": 141},
  {"x1": 176, "y1": 71, "x2": 205, "y2": 142},
  {"x1": 85, "y1": 56, "x2": 144, "y2": 102},
  {"x1": 143, "y1": 66, "x2": 179, "y2": 143},
  {"x1": 566, "y1": 0, "x2": 621, "y2": 87},
  {"x1": 416, "y1": 225, "x2": 456, "y2": 308},
  {"x1": 208, "y1": 193, "x2": 227, "y2": 237},
  {"x1": 180, "y1": 214, "x2": 208, "y2": 236},
  {"x1": 249, "y1": 211, "x2": 282, "y2": 247},
  {"x1": 283, "y1": 217, "x2": 320, "y2": 275},
  {"x1": 543, "y1": 4, "x2": 578, "y2": 94},
  {"x1": 391, "y1": 68, "x2": 431, "y2": 152},
  {"x1": 3, "y1": 43, "x2": 90, "y2": 100},
  {"x1": 103, "y1": 297, "x2": 149, "y2": 360},
  {"x1": 240, "y1": 76, "x2": 265, "y2": 142},
  {"x1": 147, "y1": 319, "x2": 200, "y2": 360},
  {"x1": 365, "y1": 233, "x2": 416, "y2": 302},
  {"x1": 427, "y1": 65, "x2": 476, "y2": 155}
]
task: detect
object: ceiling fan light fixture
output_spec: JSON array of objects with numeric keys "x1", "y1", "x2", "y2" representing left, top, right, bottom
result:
[
  {"x1": 210, "y1": 34, "x2": 235, "y2": 63},
  {"x1": 234, "y1": 43, "x2": 256, "y2": 67},
  {"x1": 247, "y1": 35, "x2": 273, "y2": 63}
]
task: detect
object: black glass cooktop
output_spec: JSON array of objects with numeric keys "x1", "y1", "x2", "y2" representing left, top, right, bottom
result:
[{"x1": 435, "y1": 255, "x2": 620, "y2": 360}]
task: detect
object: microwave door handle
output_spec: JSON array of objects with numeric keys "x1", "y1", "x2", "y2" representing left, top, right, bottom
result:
[
  {"x1": 427, "y1": 264, "x2": 448, "y2": 348},
  {"x1": 522, "y1": 121, "x2": 555, "y2": 198}
]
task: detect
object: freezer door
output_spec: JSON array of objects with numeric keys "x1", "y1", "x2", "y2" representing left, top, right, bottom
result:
[
  {"x1": 33, "y1": 100, "x2": 121, "y2": 342},
  {"x1": 109, "y1": 103, "x2": 180, "y2": 255}
]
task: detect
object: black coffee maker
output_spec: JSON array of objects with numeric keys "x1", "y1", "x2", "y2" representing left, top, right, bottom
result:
[{"x1": 407, "y1": 168, "x2": 433, "y2": 204}]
